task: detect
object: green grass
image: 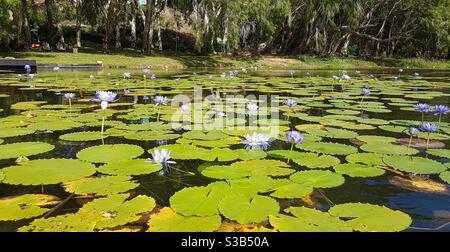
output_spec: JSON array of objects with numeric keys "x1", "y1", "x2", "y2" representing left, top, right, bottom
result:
[{"x1": 1, "y1": 48, "x2": 448, "y2": 69}]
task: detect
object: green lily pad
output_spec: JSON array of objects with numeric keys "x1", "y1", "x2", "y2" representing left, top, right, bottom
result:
[
  {"x1": 328, "y1": 203, "x2": 412, "y2": 232},
  {"x1": 427, "y1": 149, "x2": 450, "y2": 159},
  {"x1": 383, "y1": 156, "x2": 447, "y2": 175},
  {"x1": 269, "y1": 180, "x2": 313, "y2": 199},
  {"x1": 63, "y1": 176, "x2": 139, "y2": 196},
  {"x1": 296, "y1": 142, "x2": 358, "y2": 155},
  {"x1": 290, "y1": 170, "x2": 345, "y2": 188},
  {"x1": 439, "y1": 171, "x2": 450, "y2": 184},
  {"x1": 0, "y1": 142, "x2": 55, "y2": 160},
  {"x1": 59, "y1": 131, "x2": 105, "y2": 142},
  {"x1": 345, "y1": 153, "x2": 385, "y2": 166},
  {"x1": 201, "y1": 160, "x2": 294, "y2": 179},
  {"x1": 0, "y1": 194, "x2": 60, "y2": 221},
  {"x1": 77, "y1": 144, "x2": 145, "y2": 163},
  {"x1": 361, "y1": 143, "x2": 419, "y2": 155},
  {"x1": 97, "y1": 159, "x2": 162, "y2": 176},
  {"x1": 148, "y1": 207, "x2": 221, "y2": 232},
  {"x1": 1, "y1": 159, "x2": 96, "y2": 185},
  {"x1": 170, "y1": 181, "x2": 230, "y2": 217},
  {"x1": 333, "y1": 163, "x2": 385, "y2": 178},
  {"x1": 269, "y1": 207, "x2": 352, "y2": 232},
  {"x1": 124, "y1": 131, "x2": 180, "y2": 141},
  {"x1": 218, "y1": 194, "x2": 279, "y2": 224},
  {"x1": 183, "y1": 130, "x2": 229, "y2": 140},
  {"x1": 0, "y1": 128, "x2": 35, "y2": 138},
  {"x1": 356, "y1": 135, "x2": 396, "y2": 144},
  {"x1": 20, "y1": 194, "x2": 155, "y2": 231}
]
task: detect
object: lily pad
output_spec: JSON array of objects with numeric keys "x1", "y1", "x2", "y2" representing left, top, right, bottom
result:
[
  {"x1": 383, "y1": 156, "x2": 447, "y2": 175},
  {"x1": 1, "y1": 159, "x2": 96, "y2": 185},
  {"x1": 333, "y1": 163, "x2": 385, "y2": 178},
  {"x1": 361, "y1": 143, "x2": 419, "y2": 155},
  {"x1": 77, "y1": 144, "x2": 145, "y2": 163},
  {"x1": 296, "y1": 142, "x2": 358, "y2": 155},
  {"x1": 328, "y1": 203, "x2": 412, "y2": 232},
  {"x1": 289, "y1": 170, "x2": 345, "y2": 188},
  {"x1": 0, "y1": 142, "x2": 55, "y2": 160},
  {"x1": 427, "y1": 149, "x2": 450, "y2": 159},
  {"x1": 63, "y1": 176, "x2": 139, "y2": 195},
  {"x1": 148, "y1": 207, "x2": 221, "y2": 232},
  {"x1": 0, "y1": 128, "x2": 35, "y2": 138},
  {"x1": 439, "y1": 171, "x2": 450, "y2": 184},
  {"x1": 0, "y1": 194, "x2": 60, "y2": 221},
  {"x1": 20, "y1": 194, "x2": 155, "y2": 231},
  {"x1": 97, "y1": 159, "x2": 162, "y2": 176},
  {"x1": 345, "y1": 153, "x2": 385, "y2": 166},
  {"x1": 269, "y1": 207, "x2": 352, "y2": 232},
  {"x1": 218, "y1": 194, "x2": 279, "y2": 224},
  {"x1": 170, "y1": 181, "x2": 231, "y2": 217},
  {"x1": 59, "y1": 131, "x2": 105, "y2": 142}
]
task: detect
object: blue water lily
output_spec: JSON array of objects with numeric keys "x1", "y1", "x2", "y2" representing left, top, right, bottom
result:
[{"x1": 242, "y1": 132, "x2": 272, "y2": 151}]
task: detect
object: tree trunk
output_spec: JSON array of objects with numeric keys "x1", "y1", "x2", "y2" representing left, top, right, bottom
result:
[
  {"x1": 115, "y1": 25, "x2": 121, "y2": 48},
  {"x1": 44, "y1": 0, "x2": 55, "y2": 46},
  {"x1": 21, "y1": 0, "x2": 31, "y2": 43},
  {"x1": 75, "y1": 0, "x2": 82, "y2": 48},
  {"x1": 157, "y1": 18, "x2": 162, "y2": 51},
  {"x1": 143, "y1": 1, "x2": 153, "y2": 55},
  {"x1": 130, "y1": 15, "x2": 137, "y2": 48}
]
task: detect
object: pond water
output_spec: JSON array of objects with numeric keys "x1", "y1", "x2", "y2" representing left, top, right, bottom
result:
[{"x1": 0, "y1": 68, "x2": 449, "y2": 232}]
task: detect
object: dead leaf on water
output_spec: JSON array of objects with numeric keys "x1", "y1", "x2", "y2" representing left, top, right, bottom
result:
[{"x1": 389, "y1": 175, "x2": 449, "y2": 194}]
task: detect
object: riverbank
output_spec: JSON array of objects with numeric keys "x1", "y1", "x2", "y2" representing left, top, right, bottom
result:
[{"x1": 1, "y1": 50, "x2": 449, "y2": 70}]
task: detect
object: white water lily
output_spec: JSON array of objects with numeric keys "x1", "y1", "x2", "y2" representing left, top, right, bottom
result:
[
  {"x1": 64, "y1": 93, "x2": 75, "y2": 99},
  {"x1": 180, "y1": 104, "x2": 190, "y2": 113},
  {"x1": 154, "y1": 96, "x2": 168, "y2": 106},
  {"x1": 123, "y1": 72, "x2": 132, "y2": 79},
  {"x1": 216, "y1": 111, "x2": 226, "y2": 118},
  {"x1": 150, "y1": 149, "x2": 176, "y2": 165},
  {"x1": 242, "y1": 132, "x2": 272, "y2": 151},
  {"x1": 92, "y1": 91, "x2": 117, "y2": 110},
  {"x1": 247, "y1": 103, "x2": 259, "y2": 111}
]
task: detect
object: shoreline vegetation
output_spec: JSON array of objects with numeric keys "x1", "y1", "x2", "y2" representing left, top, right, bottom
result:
[{"x1": 1, "y1": 51, "x2": 449, "y2": 70}]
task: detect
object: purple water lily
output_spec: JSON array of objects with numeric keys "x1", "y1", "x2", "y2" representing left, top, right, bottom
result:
[
  {"x1": 362, "y1": 88, "x2": 371, "y2": 96},
  {"x1": 415, "y1": 103, "x2": 430, "y2": 113},
  {"x1": 420, "y1": 122, "x2": 438, "y2": 133},
  {"x1": 286, "y1": 130, "x2": 304, "y2": 144},
  {"x1": 284, "y1": 99, "x2": 298, "y2": 108},
  {"x1": 433, "y1": 105, "x2": 449, "y2": 116}
]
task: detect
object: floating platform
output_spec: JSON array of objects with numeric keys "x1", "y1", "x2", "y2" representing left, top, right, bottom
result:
[{"x1": 0, "y1": 59, "x2": 37, "y2": 73}]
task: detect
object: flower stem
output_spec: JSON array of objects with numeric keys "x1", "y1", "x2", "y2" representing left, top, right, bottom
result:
[
  {"x1": 438, "y1": 114, "x2": 442, "y2": 127},
  {"x1": 287, "y1": 142, "x2": 294, "y2": 164},
  {"x1": 421, "y1": 113, "x2": 424, "y2": 123},
  {"x1": 426, "y1": 132, "x2": 430, "y2": 151},
  {"x1": 157, "y1": 106, "x2": 161, "y2": 122},
  {"x1": 101, "y1": 115, "x2": 105, "y2": 145},
  {"x1": 68, "y1": 98, "x2": 72, "y2": 109},
  {"x1": 408, "y1": 136, "x2": 413, "y2": 148}
]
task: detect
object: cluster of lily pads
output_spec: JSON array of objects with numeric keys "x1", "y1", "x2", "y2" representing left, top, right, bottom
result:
[{"x1": 0, "y1": 69, "x2": 449, "y2": 232}]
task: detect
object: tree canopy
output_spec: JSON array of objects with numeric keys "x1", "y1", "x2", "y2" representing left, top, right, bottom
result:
[{"x1": 0, "y1": 0, "x2": 448, "y2": 58}]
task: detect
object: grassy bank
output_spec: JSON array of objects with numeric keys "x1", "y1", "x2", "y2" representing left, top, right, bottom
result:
[{"x1": 1, "y1": 49, "x2": 449, "y2": 69}]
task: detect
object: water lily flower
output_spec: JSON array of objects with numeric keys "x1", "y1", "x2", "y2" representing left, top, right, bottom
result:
[
  {"x1": 415, "y1": 103, "x2": 430, "y2": 122},
  {"x1": 149, "y1": 149, "x2": 176, "y2": 175},
  {"x1": 433, "y1": 105, "x2": 449, "y2": 116},
  {"x1": 367, "y1": 74, "x2": 375, "y2": 78},
  {"x1": 420, "y1": 122, "x2": 438, "y2": 150},
  {"x1": 53, "y1": 66, "x2": 60, "y2": 71},
  {"x1": 216, "y1": 111, "x2": 226, "y2": 118},
  {"x1": 143, "y1": 96, "x2": 150, "y2": 101},
  {"x1": 407, "y1": 127, "x2": 419, "y2": 148},
  {"x1": 151, "y1": 74, "x2": 157, "y2": 80},
  {"x1": 156, "y1": 140, "x2": 168, "y2": 146},
  {"x1": 28, "y1": 74, "x2": 35, "y2": 80},
  {"x1": 421, "y1": 122, "x2": 438, "y2": 133},
  {"x1": 342, "y1": 73, "x2": 351, "y2": 81},
  {"x1": 242, "y1": 132, "x2": 272, "y2": 151},
  {"x1": 362, "y1": 88, "x2": 371, "y2": 96},
  {"x1": 93, "y1": 91, "x2": 118, "y2": 110},
  {"x1": 286, "y1": 130, "x2": 304, "y2": 163},
  {"x1": 123, "y1": 72, "x2": 132, "y2": 79},
  {"x1": 286, "y1": 130, "x2": 304, "y2": 144},
  {"x1": 399, "y1": 68, "x2": 404, "y2": 73},
  {"x1": 154, "y1": 96, "x2": 168, "y2": 106},
  {"x1": 64, "y1": 93, "x2": 75, "y2": 99},
  {"x1": 208, "y1": 75, "x2": 213, "y2": 79},
  {"x1": 247, "y1": 103, "x2": 259, "y2": 112},
  {"x1": 242, "y1": 68, "x2": 247, "y2": 73},
  {"x1": 414, "y1": 72, "x2": 420, "y2": 77},
  {"x1": 142, "y1": 68, "x2": 150, "y2": 75},
  {"x1": 284, "y1": 99, "x2": 297, "y2": 108},
  {"x1": 355, "y1": 70, "x2": 362, "y2": 75},
  {"x1": 332, "y1": 75, "x2": 340, "y2": 81},
  {"x1": 24, "y1": 65, "x2": 31, "y2": 73}
]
